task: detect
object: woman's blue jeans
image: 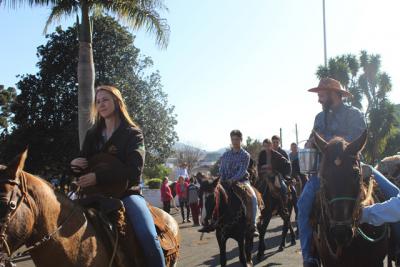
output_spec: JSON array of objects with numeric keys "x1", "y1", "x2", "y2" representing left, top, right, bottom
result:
[
  {"x1": 297, "y1": 167, "x2": 400, "y2": 263},
  {"x1": 122, "y1": 194, "x2": 165, "y2": 267}
]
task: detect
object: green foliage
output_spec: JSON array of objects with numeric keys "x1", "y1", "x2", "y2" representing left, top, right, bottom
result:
[
  {"x1": 243, "y1": 137, "x2": 262, "y2": 162},
  {"x1": 316, "y1": 51, "x2": 398, "y2": 164},
  {"x1": 143, "y1": 164, "x2": 171, "y2": 180},
  {"x1": 0, "y1": 85, "x2": 17, "y2": 135},
  {"x1": 3, "y1": 0, "x2": 170, "y2": 48},
  {"x1": 0, "y1": 16, "x2": 177, "y2": 173},
  {"x1": 146, "y1": 178, "x2": 162, "y2": 189}
]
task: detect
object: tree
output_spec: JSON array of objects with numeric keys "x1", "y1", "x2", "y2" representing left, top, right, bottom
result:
[
  {"x1": 0, "y1": 16, "x2": 177, "y2": 174},
  {"x1": 3, "y1": 0, "x2": 170, "y2": 148},
  {"x1": 0, "y1": 85, "x2": 16, "y2": 136},
  {"x1": 143, "y1": 164, "x2": 171, "y2": 180},
  {"x1": 175, "y1": 144, "x2": 204, "y2": 174},
  {"x1": 243, "y1": 137, "x2": 262, "y2": 162},
  {"x1": 316, "y1": 51, "x2": 398, "y2": 163}
]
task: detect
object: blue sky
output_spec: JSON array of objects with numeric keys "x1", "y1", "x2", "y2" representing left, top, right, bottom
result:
[{"x1": 2, "y1": 0, "x2": 400, "y2": 151}]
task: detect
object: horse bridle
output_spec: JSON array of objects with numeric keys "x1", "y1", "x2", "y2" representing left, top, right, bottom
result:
[
  {"x1": 320, "y1": 156, "x2": 363, "y2": 229},
  {"x1": 0, "y1": 172, "x2": 33, "y2": 259},
  {"x1": 0, "y1": 172, "x2": 77, "y2": 265}
]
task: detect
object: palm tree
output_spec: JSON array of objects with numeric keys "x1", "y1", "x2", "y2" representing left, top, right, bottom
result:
[{"x1": 2, "y1": 0, "x2": 169, "y2": 147}]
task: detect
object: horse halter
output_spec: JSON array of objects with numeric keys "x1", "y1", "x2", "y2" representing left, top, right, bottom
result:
[
  {"x1": 320, "y1": 156, "x2": 363, "y2": 229},
  {"x1": 0, "y1": 172, "x2": 33, "y2": 259}
]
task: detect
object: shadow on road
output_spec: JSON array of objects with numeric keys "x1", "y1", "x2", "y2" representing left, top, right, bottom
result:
[{"x1": 199, "y1": 226, "x2": 297, "y2": 266}]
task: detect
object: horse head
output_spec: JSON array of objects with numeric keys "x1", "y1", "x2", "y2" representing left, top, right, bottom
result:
[
  {"x1": 0, "y1": 150, "x2": 35, "y2": 259},
  {"x1": 314, "y1": 130, "x2": 367, "y2": 247},
  {"x1": 199, "y1": 177, "x2": 219, "y2": 225}
]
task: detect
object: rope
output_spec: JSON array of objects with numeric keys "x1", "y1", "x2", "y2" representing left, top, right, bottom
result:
[{"x1": 357, "y1": 224, "x2": 387, "y2": 243}]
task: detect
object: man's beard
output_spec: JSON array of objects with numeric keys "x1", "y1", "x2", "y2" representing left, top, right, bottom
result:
[{"x1": 322, "y1": 97, "x2": 333, "y2": 112}]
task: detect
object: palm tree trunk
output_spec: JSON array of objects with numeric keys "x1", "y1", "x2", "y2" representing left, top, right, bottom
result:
[{"x1": 77, "y1": 0, "x2": 94, "y2": 149}]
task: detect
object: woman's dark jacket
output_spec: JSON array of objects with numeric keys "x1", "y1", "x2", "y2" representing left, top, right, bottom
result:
[
  {"x1": 257, "y1": 149, "x2": 291, "y2": 177},
  {"x1": 80, "y1": 120, "x2": 145, "y2": 195}
]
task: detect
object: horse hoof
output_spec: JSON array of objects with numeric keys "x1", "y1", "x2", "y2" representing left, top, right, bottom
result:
[
  {"x1": 278, "y1": 246, "x2": 284, "y2": 252},
  {"x1": 291, "y1": 239, "x2": 296, "y2": 246}
]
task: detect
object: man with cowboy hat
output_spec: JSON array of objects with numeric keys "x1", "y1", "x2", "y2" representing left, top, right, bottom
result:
[{"x1": 298, "y1": 77, "x2": 367, "y2": 267}]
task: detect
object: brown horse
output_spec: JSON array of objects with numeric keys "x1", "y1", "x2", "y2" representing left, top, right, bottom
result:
[
  {"x1": 254, "y1": 171, "x2": 296, "y2": 260},
  {"x1": 311, "y1": 131, "x2": 388, "y2": 267},
  {"x1": 0, "y1": 151, "x2": 179, "y2": 267},
  {"x1": 199, "y1": 177, "x2": 255, "y2": 267}
]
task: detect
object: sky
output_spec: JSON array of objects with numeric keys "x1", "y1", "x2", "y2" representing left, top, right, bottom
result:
[{"x1": 1, "y1": 0, "x2": 400, "y2": 151}]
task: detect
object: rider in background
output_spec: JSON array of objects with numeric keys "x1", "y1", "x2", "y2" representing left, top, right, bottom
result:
[
  {"x1": 272, "y1": 135, "x2": 289, "y2": 160},
  {"x1": 258, "y1": 138, "x2": 291, "y2": 200},
  {"x1": 199, "y1": 130, "x2": 259, "y2": 237},
  {"x1": 220, "y1": 130, "x2": 259, "y2": 236},
  {"x1": 289, "y1": 142, "x2": 308, "y2": 189},
  {"x1": 70, "y1": 85, "x2": 165, "y2": 267}
]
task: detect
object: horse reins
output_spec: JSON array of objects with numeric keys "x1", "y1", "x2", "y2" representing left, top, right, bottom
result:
[{"x1": 0, "y1": 172, "x2": 77, "y2": 265}]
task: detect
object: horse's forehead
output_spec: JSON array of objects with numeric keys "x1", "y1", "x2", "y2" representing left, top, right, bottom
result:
[{"x1": 326, "y1": 140, "x2": 346, "y2": 157}]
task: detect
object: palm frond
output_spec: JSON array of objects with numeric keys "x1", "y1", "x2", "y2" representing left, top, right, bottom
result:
[
  {"x1": 98, "y1": 0, "x2": 170, "y2": 48},
  {"x1": 1, "y1": 0, "x2": 60, "y2": 9},
  {"x1": 44, "y1": 0, "x2": 79, "y2": 34}
]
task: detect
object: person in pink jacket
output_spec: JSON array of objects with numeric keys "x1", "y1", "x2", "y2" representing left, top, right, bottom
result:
[
  {"x1": 176, "y1": 175, "x2": 191, "y2": 223},
  {"x1": 160, "y1": 177, "x2": 173, "y2": 213}
]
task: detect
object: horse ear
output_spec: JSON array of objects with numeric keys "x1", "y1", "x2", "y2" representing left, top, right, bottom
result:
[
  {"x1": 313, "y1": 131, "x2": 328, "y2": 153},
  {"x1": 7, "y1": 149, "x2": 28, "y2": 178},
  {"x1": 345, "y1": 130, "x2": 367, "y2": 155}
]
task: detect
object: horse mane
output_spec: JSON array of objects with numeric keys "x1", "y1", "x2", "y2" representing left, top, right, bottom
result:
[
  {"x1": 360, "y1": 178, "x2": 375, "y2": 206},
  {"x1": 215, "y1": 183, "x2": 229, "y2": 204}
]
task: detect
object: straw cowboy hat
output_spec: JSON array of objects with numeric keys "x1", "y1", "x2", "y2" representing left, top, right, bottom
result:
[{"x1": 308, "y1": 77, "x2": 353, "y2": 98}]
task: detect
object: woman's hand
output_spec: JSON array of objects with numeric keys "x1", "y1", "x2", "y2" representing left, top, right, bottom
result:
[
  {"x1": 71, "y1": 158, "x2": 88, "y2": 172},
  {"x1": 77, "y1": 172, "x2": 97, "y2": 188}
]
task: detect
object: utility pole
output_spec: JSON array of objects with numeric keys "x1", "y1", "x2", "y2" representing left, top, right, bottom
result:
[
  {"x1": 323, "y1": 0, "x2": 327, "y2": 66},
  {"x1": 295, "y1": 123, "x2": 299, "y2": 145},
  {"x1": 280, "y1": 128, "x2": 283, "y2": 147}
]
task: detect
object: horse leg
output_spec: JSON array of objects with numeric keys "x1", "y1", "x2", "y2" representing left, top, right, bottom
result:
[
  {"x1": 257, "y1": 210, "x2": 272, "y2": 261},
  {"x1": 238, "y1": 238, "x2": 248, "y2": 267},
  {"x1": 287, "y1": 207, "x2": 297, "y2": 246},
  {"x1": 245, "y1": 232, "x2": 254, "y2": 267},
  {"x1": 217, "y1": 230, "x2": 227, "y2": 267},
  {"x1": 278, "y1": 207, "x2": 293, "y2": 252}
]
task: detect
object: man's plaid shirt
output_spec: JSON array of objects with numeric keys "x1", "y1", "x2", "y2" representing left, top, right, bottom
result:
[{"x1": 219, "y1": 148, "x2": 250, "y2": 181}]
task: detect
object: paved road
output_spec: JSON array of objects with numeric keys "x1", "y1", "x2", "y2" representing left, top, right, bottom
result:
[
  {"x1": 15, "y1": 208, "x2": 303, "y2": 267},
  {"x1": 175, "y1": 209, "x2": 302, "y2": 267}
]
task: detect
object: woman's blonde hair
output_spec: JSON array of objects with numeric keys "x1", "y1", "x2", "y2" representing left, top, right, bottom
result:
[{"x1": 90, "y1": 85, "x2": 138, "y2": 128}]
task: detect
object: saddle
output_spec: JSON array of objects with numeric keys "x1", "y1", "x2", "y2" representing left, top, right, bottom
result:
[
  {"x1": 229, "y1": 182, "x2": 264, "y2": 210},
  {"x1": 147, "y1": 204, "x2": 180, "y2": 256},
  {"x1": 78, "y1": 196, "x2": 179, "y2": 266}
]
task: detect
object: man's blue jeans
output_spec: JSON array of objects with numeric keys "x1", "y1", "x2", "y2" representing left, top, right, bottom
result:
[
  {"x1": 122, "y1": 195, "x2": 165, "y2": 267},
  {"x1": 297, "y1": 167, "x2": 400, "y2": 263},
  {"x1": 297, "y1": 174, "x2": 320, "y2": 263}
]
